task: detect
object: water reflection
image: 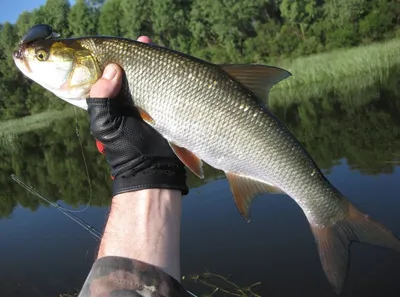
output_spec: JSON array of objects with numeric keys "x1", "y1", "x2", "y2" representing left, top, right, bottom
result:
[{"x1": 1, "y1": 69, "x2": 400, "y2": 296}]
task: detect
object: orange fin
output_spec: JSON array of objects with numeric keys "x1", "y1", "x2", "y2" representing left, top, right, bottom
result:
[
  {"x1": 169, "y1": 143, "x2": 204, "y2": 179},
  {"x1": 310, "y1": 203, "x2": 400, "y2": 294},
  {"x1": 137, "y1": 106, "x2": 154, "y2": 124},
  {"x1": 219, "y1": 64, "x2": 291, "y2": 102},
  {"x1": 225, "y1": 172, "x2": 284, "y2": 222}
]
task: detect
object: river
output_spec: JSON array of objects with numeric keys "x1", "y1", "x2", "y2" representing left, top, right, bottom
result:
[{"x1": 1, "y1": 68, "x2": 400, "y2": 296}]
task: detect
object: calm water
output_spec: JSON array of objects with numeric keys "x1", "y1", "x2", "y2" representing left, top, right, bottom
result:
[{"x1": 1, "y1": 72, "x2": 400, "y2": 297}]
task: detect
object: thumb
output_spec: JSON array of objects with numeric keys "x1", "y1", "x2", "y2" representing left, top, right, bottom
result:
[{"x1": 90, "y1": 64, "x2": 123, "y2": 98}]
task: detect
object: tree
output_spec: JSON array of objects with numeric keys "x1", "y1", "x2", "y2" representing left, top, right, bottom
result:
[
  {"x1": 68, "y1": 0, "x2": 99, "y2": 36},
  {"x1": 189, "y1": 0, "x2": 276, "y2": 63},
  {"x1": 279, "y1": 0, "x2": 320, "y2": 38},
  {"x1": 359, "y1": 0, "x2": 399, "y2": 41},
  {"x1": 150, "y1": 0, "x2": 192, "y2": 51},
  {"x1": 322, "y1": 0, "x2": 367, "y2": 47},
  {"x1": 119, "y1": 0, "x2": 152, "y2": 39},
  {"x1": 15, "y1": 11, "x2": 35, "y2": 39},
  {"x1": 41, "y1": 0, "x2": 71, "y2": 36},
  {"x1": 0, "y1": 23, "x2": 28, "y2": 119},
  {"x1": 98, "y1": 0, "x2": 122, "y2": 36}
]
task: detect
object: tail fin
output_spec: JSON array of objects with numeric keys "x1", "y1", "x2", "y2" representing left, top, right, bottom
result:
[{"x1": 310, "y1": 203, "x2": 400, "y2": 294}]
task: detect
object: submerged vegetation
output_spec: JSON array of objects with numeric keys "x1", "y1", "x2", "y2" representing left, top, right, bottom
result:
[{"x1": 1, "y1": 0, "x2": 400, "y2": 120}]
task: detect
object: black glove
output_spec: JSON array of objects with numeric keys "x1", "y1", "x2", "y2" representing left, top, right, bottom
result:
[{"x1": 86, "y1": 97, "x2": 188, "y2": 196}]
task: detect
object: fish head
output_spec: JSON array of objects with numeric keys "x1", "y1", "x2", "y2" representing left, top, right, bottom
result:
[{"x1": 12, "y1": 38, "x2": 101, "y2": 110}]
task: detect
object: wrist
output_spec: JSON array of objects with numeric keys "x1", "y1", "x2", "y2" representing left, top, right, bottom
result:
[
  {"x1": 112, "y1": 164, "x2": 189, "y2": 196},
  {"x1": 112, "y1": 188, "x2": 182, "y2": 213},
  {"x1": 97, "y1": 189, "x2": 182, "y2": 280}
]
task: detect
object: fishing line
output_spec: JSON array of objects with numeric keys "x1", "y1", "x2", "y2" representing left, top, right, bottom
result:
[
  {"x1": 11, "y1": 174, "x2": 102, "y2": 239},
  {"x1": 46, "y1": 107, "x2": 95, "y2": 214},
  {"x1": 64, "y1": 106, "x2": 93, "y2": 213}
]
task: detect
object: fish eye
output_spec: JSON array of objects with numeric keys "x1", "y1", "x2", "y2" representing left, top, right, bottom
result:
[{"x1": 35, "y1": 49, "x2": 49, "y2": 61}]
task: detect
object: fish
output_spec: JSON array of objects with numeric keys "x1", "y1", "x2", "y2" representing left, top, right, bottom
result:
[{"x1": 12, "y1": 25, "x2": 400, "y2": 294}]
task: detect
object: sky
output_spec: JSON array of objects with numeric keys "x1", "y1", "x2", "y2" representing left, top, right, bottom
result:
[{"x1": 0, "y1": 0, "x2": 75, "y2": 24}]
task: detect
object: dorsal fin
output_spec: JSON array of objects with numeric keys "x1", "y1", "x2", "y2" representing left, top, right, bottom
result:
[
  {"x1": 225, "y1": 172, "x2": 285, "y2": 222},
  {"x1": 219, "y1": 64, "x2": 291, "y2": 102}
]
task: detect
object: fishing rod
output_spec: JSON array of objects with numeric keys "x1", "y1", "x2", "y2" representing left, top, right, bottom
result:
[{"x1": 11, "y1": 173, "x2": 198, "y2": 297}]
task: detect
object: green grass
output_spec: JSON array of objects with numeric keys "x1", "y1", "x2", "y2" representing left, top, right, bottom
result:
[{"x1": 269, "y1": 38, "x2": 400, "y2": 105}]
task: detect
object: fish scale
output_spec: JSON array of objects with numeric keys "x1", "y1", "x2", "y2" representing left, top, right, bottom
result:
[
  {"x1": 13, "y1": 31, "x2": 400, "y2": 294},
  {"x1": 81, "y1": 38, "x2": 354, "y2": 225}
]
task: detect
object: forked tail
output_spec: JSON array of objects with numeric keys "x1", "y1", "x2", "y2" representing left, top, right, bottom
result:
[{"x1": 310, "y1": 202, "x2": 400, "y2": 294}]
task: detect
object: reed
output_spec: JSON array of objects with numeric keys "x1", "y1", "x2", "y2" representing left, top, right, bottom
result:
[{"x1": 270, "y1": 38, "x2": 400, "y2": 105}]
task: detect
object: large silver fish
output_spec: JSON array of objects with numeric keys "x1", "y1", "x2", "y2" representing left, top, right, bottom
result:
[{"x1": 12, "y1": 25, "x2": 400, "y2": 293}]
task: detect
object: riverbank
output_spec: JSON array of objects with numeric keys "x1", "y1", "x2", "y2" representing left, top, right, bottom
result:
[{"x1": 270, "y1": 38, "x2": 400, "y2": 105}]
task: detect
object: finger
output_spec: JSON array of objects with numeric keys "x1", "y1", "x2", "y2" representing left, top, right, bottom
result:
[
  {"x1": 89, "y1": 64, "x2": 123, "y2": 98},
  {"x1": 137, "y1": 36, "x2": 152, "y2": 44}
]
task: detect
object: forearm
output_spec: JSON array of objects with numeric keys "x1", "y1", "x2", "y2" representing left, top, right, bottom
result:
[{"x1": 97, "y1": 189, "x2": 182, "y2": 281}]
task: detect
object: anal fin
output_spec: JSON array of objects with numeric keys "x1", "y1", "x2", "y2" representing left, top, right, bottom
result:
[
  {"x1": 169, "y1": 143, "x2": 204, "y2": 179},
  {"x1": 225, "y1": 172, "x2": 284, "y2": 222}
]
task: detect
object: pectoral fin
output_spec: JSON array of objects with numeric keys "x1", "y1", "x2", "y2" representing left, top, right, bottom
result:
[
  {"x1": 169, "y1": 143, "x2": 204, "y2": 178},
  {"x1": 225, "y1": 172, "x2": 285, "y2": 222},
  {"x1": 137, "y1": 106, "x2": 154, "y2": 124},
  {"x1": 219, "y1": 64, "x2": 291, "y2": 102},
  {"x1": 134, "y1": 107, "x2": 204, "y2": 179}
]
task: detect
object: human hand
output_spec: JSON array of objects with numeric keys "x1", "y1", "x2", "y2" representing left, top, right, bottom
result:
[{"x1": 86, "y1": 37, "x2": 188, "y2": 197}]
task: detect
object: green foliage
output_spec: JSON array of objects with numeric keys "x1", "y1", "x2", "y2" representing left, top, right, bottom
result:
[
  {"x1": 98, "y1": 0, "x2": 122, "y2": 36},
  {"x1": 279, "y1": 0, "x2": 319, "y2": 38},
  {"x1": 189, "y1": 0, "x2": 274, "y2": 63},
  {"x1": 40, "y1": 0, "x2": 71, "y2": 36},
  {"x1": 150, "y1": 0, "x2": 191, "y2": 51},
  {"x1": 15, "y1": 11, "x2": 35, "y2": 38},
  {"x1": 68, "y1": 0, "x2": 98, "y2": 36},
  {"x1": 119, "y1": 0, "x2": 152, "y2": 40}
]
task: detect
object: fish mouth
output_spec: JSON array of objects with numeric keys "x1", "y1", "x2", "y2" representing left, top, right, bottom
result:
[
  {"x1": 13, "y1": 48, "x2": 23, "y2": 60},
  {"x1": 12, "y1": 48, "x2": 32, "y2": 74}
]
